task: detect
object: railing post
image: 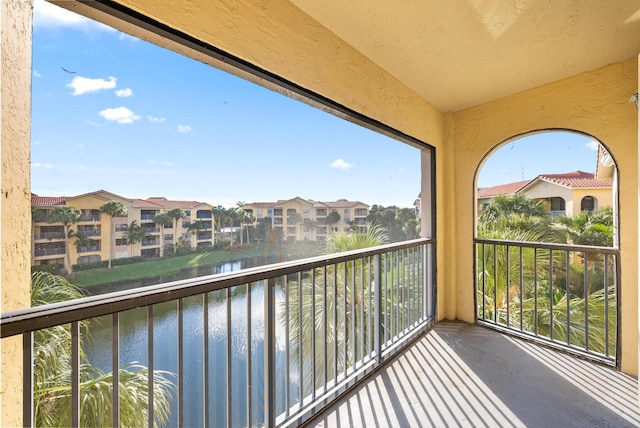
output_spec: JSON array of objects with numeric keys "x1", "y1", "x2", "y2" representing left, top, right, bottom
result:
[
  {"x1": 23, "y1": 333, "x2": 33, "y2": 428},
  {"x1": 374, "y1": 254, "x2": 382, "y2": 363},
  {"x1": 264, "y1": 278, "x2": 276, "y2": 428}
]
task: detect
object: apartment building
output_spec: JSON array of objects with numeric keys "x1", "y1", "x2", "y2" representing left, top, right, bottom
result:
[
  {"x1": 31, "y1": 190, "x2": 214, "y2": 268},
  {"x1": 243, "y1": 197, "x2": 369, "y2": 242}
]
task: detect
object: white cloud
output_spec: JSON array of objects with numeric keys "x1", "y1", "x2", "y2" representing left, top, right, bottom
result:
[
  {"x1": 586, "y1": 140, "x2": 600, "y2": 151},
  {"x1": 67, "y1": 76, "x2": 117, "y2": 95},
  {"x1": 148, "y1": 115, "x2": 166, "y2": 123},
  {"x1": 34, "y1": 0, "x2": 114, "y2": 33},
  {"x1": 330, "y1": 158, "x2": 353, "y2": 170},
  {"x1": 32, "y1": 162, "x2": 53, "y2": 168},
  {"x1": 77, "y1": 144, "x2": 85, "y2": 149},
  {"x1": 163, "y1": 161, "x2": 175, "y2": 167},
  {"x1": 33, "y1": 141, "x2": 41, "y2": 145},
  {"x1": 177, "y1": 125, "x2": 192, "y2": 133},
  {"x1": 33, "y1": 70, "x2": 42, "y2": 78},
  {"x1": 115, "y1": 88, "x2": 133, "y2": 98},
  {"x1": 99, "y1": 107, "x2": 141, "y2": 124}
]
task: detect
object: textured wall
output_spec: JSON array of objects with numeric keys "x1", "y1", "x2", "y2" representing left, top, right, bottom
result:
[
  {"x1": 1, "y1": 0, "x2": 33, "y2": 424},
  {"x1": 453, "y1": 58, "x2": 638, "y2": 375}
]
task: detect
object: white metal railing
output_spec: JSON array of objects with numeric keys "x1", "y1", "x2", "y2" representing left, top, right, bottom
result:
[{"x1": 1, "y1": 238, "x2": 435, "y2": 427}]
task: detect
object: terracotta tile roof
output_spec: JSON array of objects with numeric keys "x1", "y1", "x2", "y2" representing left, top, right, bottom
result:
[
  {"x1": 477, "y1": 180, "x2": 530, "y2": 198},
  {"x1": 322, "y1": 199, "x2": 368, "y2": 208},
  {"x1": 31, "y1": 194, "x2": 67, "y2": 206},
  {"x1": 145, "y1": 197, "x2": 205, "y2": 209},
  {"x1": 536, "y1": 171, "x2": 613, "y2": 188},
  {"x1": 245, "y1": 202, "x2": 275, "y2": 209}
]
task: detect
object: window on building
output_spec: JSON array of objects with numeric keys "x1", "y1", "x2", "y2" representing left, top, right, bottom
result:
[{"x1": 581, "y1": 196, "x2": 596, "y2": 212}]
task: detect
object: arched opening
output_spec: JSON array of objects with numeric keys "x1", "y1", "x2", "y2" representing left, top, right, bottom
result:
[
  {"x1": 475, "y1": 130, "x2": 619, "y2": 366},
  {"x1": 581, "y1": 196, "x2": 597, "y2": 212}
]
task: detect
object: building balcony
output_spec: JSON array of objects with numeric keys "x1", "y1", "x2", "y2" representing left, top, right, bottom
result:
[
  {"x1": 34, "y1": 232, "x2": 64, "y2": 241},
  {"x1": 3, "y1": 239, "x2": 634, "y2": 427},
  {"x1": 309, "y1": 321, "x2": 639, "y2": 427},
  {"x1": 34, "y1": 247, "x2": 65, "y2": 257},
  {"x1": 141, "y1": 239, "x2": 158, "y2": 247},
  {"x1": 79, "y1": 214, "x2": 101, "y2": 222}
]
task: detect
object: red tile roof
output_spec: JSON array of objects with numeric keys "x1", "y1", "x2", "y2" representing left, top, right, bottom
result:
[
  {"x1": 536, "y1": 171, "x2": 613, "y2": 188},
  {"x1": 477, "y1": 180, "x2": 530, "y2": 198},
  {"x1": 31, "y1": 194, "x2": 67, "y2": 206},
  {"x1": 145, "y1": 197, "x2": 205, "y2": 209}
]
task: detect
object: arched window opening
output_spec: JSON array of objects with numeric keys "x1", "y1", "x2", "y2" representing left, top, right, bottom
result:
[
  {"x1": 581, "y1": 196, "x2": 597, "y2": 212},
  {"x1": 475, "y1": 130, "x2": 619, "y2": 366}
]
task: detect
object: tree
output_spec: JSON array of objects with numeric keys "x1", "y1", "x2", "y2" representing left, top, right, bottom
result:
[
  {"x1": 100, "y1": 201, "x2": 128, "y2": 269},
  {"x1": 211, "y1": 205, "x2": 227, "y2": 243},
  {"x1": 283, "y1": 225, "x2": 388, "y2": 387},
  {"x1": 555, "y1": 206, "x2": 614, "y2": 248},
  {"x1": 166, "y1": 208, "x2": 185, "y2": 248},
  {"x1": 287, "y1": 211, "x2": 302, "y2": 241},
  {"x1": 153, "y1": 213, "x2": 173, "y2": 257},
  {"x1": 48, "y1": 206, "x2": 82, "y2": 275},
  {"x1": 31, "y1": 271, "x2": 175, "y2": 427},
  {"x1": 325, "y1": 211, "x2": 341, "y2": 234},
  {"x1": 124, "y1": 220, "x2": 146, "y2": 256}
]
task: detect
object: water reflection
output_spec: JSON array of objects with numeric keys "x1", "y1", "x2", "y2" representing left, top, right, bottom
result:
[{"x1": 85, "y1": 261, "x2": 291, "y2": 427}]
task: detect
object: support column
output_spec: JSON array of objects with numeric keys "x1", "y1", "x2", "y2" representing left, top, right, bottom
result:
[{"x1": 1, "y1": 0, "x2": 33, "y2": 426}]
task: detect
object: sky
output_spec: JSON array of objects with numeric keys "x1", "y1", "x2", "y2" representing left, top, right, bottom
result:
[{"x1": 31, "y1": 1, "x2": 604, "y2": 207}]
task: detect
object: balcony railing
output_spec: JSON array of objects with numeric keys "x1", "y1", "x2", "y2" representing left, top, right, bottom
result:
[
  {"x1": 2, "y1": 238, "x2": 434, "y2": 427},
  {"x1": 34, "y1": 247, "x2": 65, "y2": 257},
  {"x1": 475, "y1": 238, "x2": 619, "y2": 366},
  {"x1": 80, "y1": 214, "x2": 100, "y2": 222},
  {"x1": 141, "y1": 239, "x2": 158, "y2": 247},
  {"x1": 78, "y1": 245, "x2": 100, "y2": 253},
  {"x1": 35, "y1": 232, "x2": 63, "y2": 240},
  {"x1": 78, "y1": 230, "x2": 101, "y2": 237}
]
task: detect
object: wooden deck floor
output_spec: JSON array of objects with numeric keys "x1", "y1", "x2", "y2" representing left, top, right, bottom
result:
[{"x1": 306, "y1": 322, "x2": 640, "y2": 427}]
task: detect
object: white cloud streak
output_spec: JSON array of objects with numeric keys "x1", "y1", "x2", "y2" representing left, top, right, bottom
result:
[
  {"x1": 67, "y1": 76, "x2": 117, "y2": 95},
  {"x1": 32, "y1": 162, "x2": 53, "y2": 168},
  {"x1": 330, "y1": 158, "x2": 353, "y2": 170},
  {"x1": 177, "y1": 125, "x2": 192, "y2": 133},
  {"x1": 99, "y1": 107, "x2": 141, "y2": 124},
  {"x1": 33, "y1": 70, "x2": 42, "y2": 78},
  {"x1": 115, "y1": 88, "x2": 133, "y2": 98},
  {"x1": 34, "y1": 0, "x2": 115, "y2": 33},
  {"x1": 148, "y1": 115, "x2": 166, "y2": 123}
]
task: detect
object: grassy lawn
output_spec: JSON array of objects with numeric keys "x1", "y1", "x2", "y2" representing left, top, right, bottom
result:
[
  {"x1": 72, "y1": 246, "x2": 269, "y2": 288},
  {"x1": 71, "y1": 241, "x2": 325, "y2": 289}
]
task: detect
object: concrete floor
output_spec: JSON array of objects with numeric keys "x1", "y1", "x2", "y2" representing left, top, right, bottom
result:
[{"x1": 306, "y1": 322, "x2": 640, "y2": 427}]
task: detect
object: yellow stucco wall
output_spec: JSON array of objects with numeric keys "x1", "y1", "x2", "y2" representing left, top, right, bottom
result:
[
  {"x1": 1, "y1": 1, "x2": 32, "y2": 424},
  {"x1": 454, "y1": 59, "x2": 638, "y2": 374}
]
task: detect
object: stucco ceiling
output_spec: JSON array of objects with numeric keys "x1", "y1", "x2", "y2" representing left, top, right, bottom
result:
[{"x1": 289, "y1": 0, "x2": 640, "y2": 112}]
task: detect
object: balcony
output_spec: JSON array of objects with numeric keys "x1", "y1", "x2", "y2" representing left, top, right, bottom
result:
[
  {"x1": 35, "y1": 231, "x2": 63, "y2": 240},
  {"x1": 34, "y1": 247, "x2": 65, "y2": 257},
  {"x1": 3, "y1": 239, "x2": 435, "y2": 427},
  {"x1": 4, "y1": 238, "x2": 636, "y2": 427},
  {"x1": 77, "y1": 245, "x2": 100, "y2": 253},
  {"x1": 80, "y1": 214, "x2": 100, "y2": 222},
  {"x1": 309, "y1": 321, "x2": 639, "y2": 427}
]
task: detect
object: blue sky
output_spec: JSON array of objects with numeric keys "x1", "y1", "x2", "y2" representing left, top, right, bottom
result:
[{"x1": 31, "y1": 1, "x2": 602, "y2": 207}]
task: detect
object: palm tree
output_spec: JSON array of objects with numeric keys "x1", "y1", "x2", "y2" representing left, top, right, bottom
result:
[
  {"x1": 153, "y1": 213, "x2": 173, "y2": 257},
  {"x1": 187, "y1": 219, "x2": 207, "y2": 247},
  {"x1": 48, "y1": 206, "x2": 82, "y2": 275},
  {"x1": 166, "y1": 208, "x2": 185, "y2": 248},
  {"x1": 283, "y1": 225, "x2": 388, "y2": 388},
  {"x1": 31, "y1": 271, "x2": 175, "y2": 427},
  {"x1": 555, "y1": 207, "x2": 614, "y2": 248},
  {"x1": 124, "y1": 220, "x2": 146, "y2": 256},
  {"x1": 211, "y1": 205, "x2": 227, "y2": 243},
  {"x1": 100, "y1": 201, "x2": 128, "y2": 269}
]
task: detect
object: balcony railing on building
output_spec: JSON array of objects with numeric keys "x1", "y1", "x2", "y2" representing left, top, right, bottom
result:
[
  {"x1": 80, "y1": 214, "x2": 101, "y2": 222},
  {"x1": 2, "y1": 239, "x2": 434, "y2": 427},
  {"x1": 475, "y1": 238, "x2": 619, "y2": 366},
  {"x1": 34, "y1": 247, "x2": 65, "y2": 257}
]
